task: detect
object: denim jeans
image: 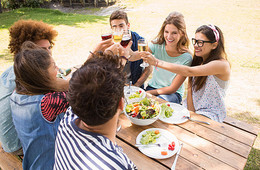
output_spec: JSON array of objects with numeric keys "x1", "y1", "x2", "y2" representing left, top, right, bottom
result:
[{"x1": 145, "y1": 85, "x2": 182, "y2": 104}]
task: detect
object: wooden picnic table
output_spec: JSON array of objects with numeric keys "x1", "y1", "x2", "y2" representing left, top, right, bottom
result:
[
  {"x1": 0, "y1": 93, "x2": 258, "y2": 169},
  {"x1": 116, "y1": 93, "x2": 258, "y2": 170}
]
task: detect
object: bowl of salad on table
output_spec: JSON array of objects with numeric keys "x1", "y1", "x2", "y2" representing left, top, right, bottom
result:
[
  {"x1": 124, "y1": 86, "x2": 146, "y2": 103},
  {"x1": 124, "y1": 97, "x2": 160, "y2": 126}
]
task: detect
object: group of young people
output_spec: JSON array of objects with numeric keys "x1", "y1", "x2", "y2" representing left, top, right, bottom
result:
[{"x1": 0, "y1": 9, "x2": 230, "y2": 169}]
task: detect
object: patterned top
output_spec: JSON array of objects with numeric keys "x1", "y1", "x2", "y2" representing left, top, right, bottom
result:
[
  {"x1": 54, "y1": 107, "x2": 137, "y2": 170},
  {"x1": 41, "y1": 92, "x2": 69, "y2": 121},
  {"x1": 183, "y1": 75, "x2": 229, "y2": 122}
]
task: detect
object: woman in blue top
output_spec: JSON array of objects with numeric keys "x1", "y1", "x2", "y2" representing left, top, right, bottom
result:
[{"x1": 145, "y1": 12, "x2": 192, "y2": 104}]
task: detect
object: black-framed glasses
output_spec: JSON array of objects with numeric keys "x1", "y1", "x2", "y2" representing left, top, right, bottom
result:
[{"x1": 192, "y1": 38, "x2": 215, "y2": 47}]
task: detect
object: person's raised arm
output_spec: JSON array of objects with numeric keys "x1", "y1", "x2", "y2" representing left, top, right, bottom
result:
[
  {"x1": 186, "y1": 82, "x2": 195, "y2": 112},
  {"x1": 142, "y1": 52, "x2": 230, "y2": 77},
  {"x1": 88, "y1": 39, "x2": 114, "y2": 58}
]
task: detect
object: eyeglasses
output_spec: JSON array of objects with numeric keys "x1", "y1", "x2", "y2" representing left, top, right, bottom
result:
[{"x1": 192, "y1": 38, "x2": 215, "y2": 47}]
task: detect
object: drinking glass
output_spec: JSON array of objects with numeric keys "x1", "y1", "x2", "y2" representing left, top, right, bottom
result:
[
  {"x1": 112, "y1": 28, "x2": 123, "y2": 44},
  {"x1": 138, "y1": 39, "x2": 149, "y2": 67},
  {"x1": 120, "y1": 30, "x2": 132, "y2": 48},
  {"x1": 101, "y1": 28, "x2": 112, "y2": 40}
]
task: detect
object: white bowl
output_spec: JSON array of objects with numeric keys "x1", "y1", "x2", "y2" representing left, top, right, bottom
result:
[
  {"x1": 124, "y1": 86, "x2": 146, "y2": 103},
  {"x1": 123, "y1": 99, "x2": 160, "y2": 126}
]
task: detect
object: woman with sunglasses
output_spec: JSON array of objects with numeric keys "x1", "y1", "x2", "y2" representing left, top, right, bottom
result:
[{"x1": 141, "y1": 25, "x2": 231, "y2": 122}]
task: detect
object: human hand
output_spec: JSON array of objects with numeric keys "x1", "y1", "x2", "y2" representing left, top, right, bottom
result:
[
  {"x1": 140, "y1": 51, "x2": 157, "y2": 66},
  {"x1": 92, "y1": 39, "x2": 114, "y2": 53},
  {"x1": 104, "y1": 43, "x2": 120, "y2": 56}
]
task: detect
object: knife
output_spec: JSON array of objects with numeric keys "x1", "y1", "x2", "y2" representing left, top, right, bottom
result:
[{"x1": 171, "y1": 143, "x2": 183, "y2": 170}]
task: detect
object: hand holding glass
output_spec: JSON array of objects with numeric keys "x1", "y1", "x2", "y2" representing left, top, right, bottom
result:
[{"x1": 138, "y1": 39, "x2": 149, "y2": 67}]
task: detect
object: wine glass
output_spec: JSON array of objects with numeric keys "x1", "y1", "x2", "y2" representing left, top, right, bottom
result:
[
  {"x1": 101, "y1": 28, "x2": 112, "y2": 40},
  {"x1": 120, "y1": 30, "x2": 132, "y2": 48},
  {"x1": 112, "y1": 28, "x2": 123, "y2": 44},
  {"x1": 138, "y1": 39, "x2": 149, "y2": 67}
]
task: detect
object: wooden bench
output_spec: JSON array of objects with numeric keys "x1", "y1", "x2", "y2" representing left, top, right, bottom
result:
[{"x1": 0, "y1": 143, "x2": 22, "y2": 170}]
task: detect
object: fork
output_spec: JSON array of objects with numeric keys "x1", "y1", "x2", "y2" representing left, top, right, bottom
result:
[
  {"x1": 127, "y1": 81, "x2": 132, "y2": 94},
  {"x1": 135, "y1": 143, "x2": 168, "y2": 147},
  {"x1": 183, "y1": 116, "x2": 210, "y2": 125}
]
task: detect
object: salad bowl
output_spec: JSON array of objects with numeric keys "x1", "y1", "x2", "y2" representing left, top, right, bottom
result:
[
  {"x1": 124, "y1": 86, "x2": 146, "y2": 103},
  {"x1": 124, "y1": 97, "x2": 160, "y2": 126}
]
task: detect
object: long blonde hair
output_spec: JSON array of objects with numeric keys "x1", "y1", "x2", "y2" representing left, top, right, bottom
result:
[{"x1": 152, "y1": 11, "x2": 189, "y2": 53}]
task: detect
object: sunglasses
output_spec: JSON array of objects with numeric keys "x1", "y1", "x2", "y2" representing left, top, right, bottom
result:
[{"x1": 192, "y1": 38, "x2": 215, "y2": 47}]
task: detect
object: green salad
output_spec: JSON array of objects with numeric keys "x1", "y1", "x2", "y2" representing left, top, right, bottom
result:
[
  {"x1": 128, "y1": 90, "x2": 143, "y2": 99},
  {"x1": 125, "y1": 98, "x2": 160, "y2": 119},
  {"x1": 160, "y1": 103, "x2": 174, "y2": 118},
  {"x1": 140, "y1": 130, "x2": 161, "y2": 145}
]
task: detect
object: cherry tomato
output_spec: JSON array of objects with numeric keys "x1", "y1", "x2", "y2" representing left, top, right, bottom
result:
[
  {"x1": 154, "y1": 130, "x2": 160, "y2": 134},
  {"x1": 139, "y1": 90, "x2": 142, "y2": 93},
  {"x1": 171, "y1": 142, "x2": 175, "y2": 147},
  {"x1": 167, "y1": 104, "x2": 170, "y2": 107}
]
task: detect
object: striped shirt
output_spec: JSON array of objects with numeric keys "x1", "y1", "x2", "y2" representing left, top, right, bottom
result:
[
  {"x1": 41, "y1": 92, "x2": 69, "y2": 121},
  {"x1": 54, "y1": 107, "x2": 137, "y2": 170}
]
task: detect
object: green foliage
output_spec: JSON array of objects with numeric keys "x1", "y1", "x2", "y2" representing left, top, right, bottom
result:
[
  {"x1": 1, "y1": 0, "x2": 47, "y2": 9},
  {"x1": 0, "y1": 8, "x2": 108, "y2": 29},
  {"x1": 244, "y1": 147, "x2": 260, "y2": 170}
]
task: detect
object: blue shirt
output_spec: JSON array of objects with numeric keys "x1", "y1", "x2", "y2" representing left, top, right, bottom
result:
[
  {"x1": 148, "y1": 42, "x2": 192, "y2": 97},
  {"x1": 54, "y1": 107, "x2": 137, "y2": 170},
  {"x1": 0, "y1": 66, "x2": 22, "y2": 153}
]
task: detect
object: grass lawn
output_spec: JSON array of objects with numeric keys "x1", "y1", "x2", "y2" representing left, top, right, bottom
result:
[{"x1": 0, "y1": 0, "x2": 259, "y2": 168}]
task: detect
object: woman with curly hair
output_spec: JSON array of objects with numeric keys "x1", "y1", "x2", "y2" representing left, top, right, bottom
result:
[{"x1": 0, "y1": 20, "x2": 59, "y2": 156}]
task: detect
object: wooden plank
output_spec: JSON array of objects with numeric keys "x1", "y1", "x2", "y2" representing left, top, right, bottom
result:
[
  {"x1": 118, "y1": 114, "x2": 244, "y2": 169},
  {"x1": 188, "y1": 112, "x2": 257, "y2": 147},
  {"x1": 224, "y1": 116, "x2": 259, "y2": 135},
  {"x1": 116, "y1": 138, "x2": 201, "y2": 170},
  {"x1": 0, "y1": 144, "x2": 22, "y2": 170},
  {"x1": 177, "y1": 119, "x2": 252, "y2": 158}
]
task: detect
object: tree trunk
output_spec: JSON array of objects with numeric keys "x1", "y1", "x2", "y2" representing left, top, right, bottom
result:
[{"x1": 0, "y1": 0, "x2": 2, "y2": 13}]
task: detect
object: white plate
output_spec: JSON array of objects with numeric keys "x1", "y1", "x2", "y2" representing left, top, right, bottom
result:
[
  {"x1": 124, "y1": 86, "x2": 146, "y2": 103},
  {"x1": 159, "y1": 103, "x2": 190, "y2": 124},
  {"x1": 136, "y1": 128, "x2": 179, "y2": 159}
]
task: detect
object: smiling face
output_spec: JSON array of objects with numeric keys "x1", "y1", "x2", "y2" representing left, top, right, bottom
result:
[
  {"x1": 164, "y1": 24, "x2": 182, "y2": 47},
  {"x1": 110, "y1": 19, "x2": 130, "y2": 32},
  {"x1": 194, "y1": 32, "x2": 217, "y2": 60},
  {"x1": 47, "y1": 57, "x2": 58, "y2": 81}
]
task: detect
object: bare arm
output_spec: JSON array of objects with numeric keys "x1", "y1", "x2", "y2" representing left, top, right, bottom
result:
[
  {"x1": 186, "y1": 83, "x2": 195, "y2": 112},
  {"x1": 142, "y1": 52, "x2": 230, "y2": 78},
  {"x1": 133, "y1": 65, "x2": 152, "y2": 87},
  {"x1": 147, "y1": 74, "x2": 186, "y2": 95}
]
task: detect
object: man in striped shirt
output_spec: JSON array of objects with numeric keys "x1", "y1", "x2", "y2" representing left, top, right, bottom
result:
[{"x1": 54, "y1": 52, "x2": 137, "y2": 169}]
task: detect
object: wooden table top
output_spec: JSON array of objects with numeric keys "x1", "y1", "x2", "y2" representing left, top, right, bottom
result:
[{"x1": 116, "y1": 93, "x2": 258, "y2": 170}]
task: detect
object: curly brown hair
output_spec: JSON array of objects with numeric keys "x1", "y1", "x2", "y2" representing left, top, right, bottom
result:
[
  {"x1": 67, "y1": 52, "x2": 125, "y2": 126},
  {"x1": 8, "y1": 20, "x2": 58, "y2": 55}
]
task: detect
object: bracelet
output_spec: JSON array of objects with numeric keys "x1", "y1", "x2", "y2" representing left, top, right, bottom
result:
[{"x1": 120, "y1": 56, "x2": 128, "y2": 61}]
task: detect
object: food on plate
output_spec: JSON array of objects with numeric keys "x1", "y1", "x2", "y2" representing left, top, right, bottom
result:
[
  {"x1": 160, "y1": 103, "x2": 174, "y2": 118},
  {"x1": 128, "y1": 90, "x2": 144, "y2": 99},
  {"x1": 125, "y1": 98, "x2": 160, "y2": 119},
  {"x1": 168, "y1": 141, "x2": 175, "y2": 151},
  {"x1": 140, "y1": 130, "x2": 161, "y2": 145},
  {"x1": 161, "y1": 151, "x2": 168, "y2": 155}
]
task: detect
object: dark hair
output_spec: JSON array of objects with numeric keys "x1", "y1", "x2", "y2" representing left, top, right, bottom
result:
[
  {"x1": 14, "y1": 41, "x2": 55, "y2": 95},
  {"x1": 189, "y1": 25, "x2": 228, "y2": 91},
  {"x1": 67, "y1": 52, "x2": 125, "y2": 126},
  {"x1": 8, "y1": 19, "x2": 58, "y2": 55},
  {"x1": 152, "y1": 11, "x2": 189, "y2": 53},
  {"x1": 109, "y1": 10, "x2": 129, "y2": 25}
]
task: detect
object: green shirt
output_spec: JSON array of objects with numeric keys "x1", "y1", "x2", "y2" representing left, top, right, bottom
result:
[{"x1": 148, "y1": 42, "x2": 192, "y2": 97}]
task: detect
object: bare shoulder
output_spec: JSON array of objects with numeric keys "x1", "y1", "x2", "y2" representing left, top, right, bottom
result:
[{"x1": 213, "y1": 59, "x2": 231, "y2": 80}]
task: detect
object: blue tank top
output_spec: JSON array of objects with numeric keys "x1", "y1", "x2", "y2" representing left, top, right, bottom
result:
[{"x1": 10, "y1": 91, "x2": 64, "y2": 170}]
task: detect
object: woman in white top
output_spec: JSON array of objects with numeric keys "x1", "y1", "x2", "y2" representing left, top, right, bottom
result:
[{"x1": 142, "y1": 24, "x2": 231, "y2": 122}]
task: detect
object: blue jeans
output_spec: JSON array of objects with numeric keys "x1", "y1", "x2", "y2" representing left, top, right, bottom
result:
[{"x1": 145, "y1": 85, "x2": 182, "y2": 104}]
